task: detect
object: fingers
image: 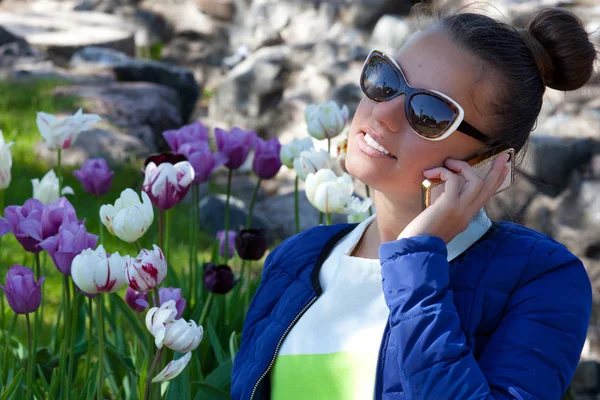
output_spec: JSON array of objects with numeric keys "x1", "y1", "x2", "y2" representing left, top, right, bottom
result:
[{"x1": 423, "y1": 167, "x2": 460, "y2": 199}]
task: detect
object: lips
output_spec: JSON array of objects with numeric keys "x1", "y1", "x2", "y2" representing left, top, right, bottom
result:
[{"x1": 359, "y1": 129, "x2": 397, "y2": 159}]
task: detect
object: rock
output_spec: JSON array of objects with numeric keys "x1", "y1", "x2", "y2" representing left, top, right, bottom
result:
[
  {"x1": 195, "y1": 0, "x2": 235, "y2": 21},
  {"x1": 279, "y1": 4, "x2": 336, "y2": 46},
  {"x1": 341, "y1": 0, "x2": 414, "y2": 29},
  {"x1": 536, "y1": 109, "x2": 600, "y2": 139},
  {"x1": 69, "y1": 46, "x2": 133, "y2": 68},
  {"x1": 0, "y1": 10, "x2": 136, "y2": 66},
  {"x1": 0, "y1": 25, "x2": 26, "y2": 47},
  {"x1": 112, "y1": 58, "x2": 201, "y2": 122},
  {"x1": 52, "y1": 82, "x2": 182, "y2": 151},
  {"x1": 370, "y1": 15, "x2": 413, "y2": 52},
  {"x1": 571, "y1": 360, "x2": 600, "y2": 395},
  {"x1": 140, "y1": 0, "x2": 218, "y2": 39},
  {"x1": 198, "y1": 194, "x2": 269, "y2": 238},
  {"x1": 34, "y1": 127, "x2": 153, "y2": 167},
  {"x1": 521, "y1": 136, "x2": 596, "y2": 197}
]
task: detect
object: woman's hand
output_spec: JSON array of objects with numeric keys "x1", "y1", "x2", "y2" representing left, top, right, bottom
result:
[{"x1": 397, "y1": 153, "x2": 510, "y2": 244}]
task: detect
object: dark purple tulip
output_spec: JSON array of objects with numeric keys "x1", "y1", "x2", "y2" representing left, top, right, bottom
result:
[
  {"x1": 215, "y1": 127, "x2": 257, "y2": 170},
  {"x1": 235, "y1": 228, "x2": 268, "y2": 261},
  {"x1": 39, "y1": 221, "x2": 99, "y2": 276},
  {"x1": 178, "y1": 141, "x2": 229, "y2": 184},
  {"x1": 73, "y1": 158, "x2": 115, "y2": 196},
  {"x1": 253, "y1": 137, "x2": 282, "y2": 180},
  {"x1": 125, "y1": 287, "x2": 148, "y2": 313},
  {"x1": 0, "y1": 265, "x2": 45, "y2": 314},
  {"x1": 163, "y1": 122, "x2": 209, "y2": 153},
  {"x1": 203, "y1": 263, "x2": 238, "y2": 294},
  {"x1": 216, "y1": 230, "x2": 236, "y2": 259}
]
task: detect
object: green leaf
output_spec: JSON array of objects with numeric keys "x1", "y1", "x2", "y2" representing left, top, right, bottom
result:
[
  {"x1": 36, "y1": 364, "x2": 50, "y2": 393},
  {"x1": 48, "y1": 368, "x2": 60, "y2": 399},
  {"x1": 112, "y1": 295, "x2": 149, "y2": 355},
  {"x1": 193, "y1": 382, "x2": 230, "y2": 400},
  {"x1": 204, "y1": 359, "x2": 232, "y2": 389},
  {"x1": 228, "y1": 331, "x2": 239, "y2": 362},
  {"x1": 206, "y1": 320, "x2": 226, "y2": 365},
  {"x1": 0, "y1": 369, "x2": 24, "y2": 400},
  {"x1": 165, "y1": 353, "x2": 191, "y2": 400}
]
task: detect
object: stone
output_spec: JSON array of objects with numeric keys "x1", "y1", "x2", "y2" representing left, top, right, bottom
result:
[
  {"x1": 0, "y1": 26, "x2": 26, "y2": 47},
  {"x1": 195, "y1": 0, "x2": 235, "y2": 21},
  {"x1": 198, "y1": 194, "x2": 269, "y2": 238},
  {"x1": 340, "y1": 0, "x2": 414, "y2": 29},
  {"x1": 34, "y1": 127, "x2": 154, "y2": 167},
  {"x1": 370, "y1": 15, "x2": 413, "y2": 53},
  {"x1": 52, "y1": 82, "x2": 182, "y2": 151},
  {"x1": 112, "y1": 59, "x2": 201, "y2": 122},
  {"x1": 140, "y1": 0, "x2": 218, "y2": 39},
  {"x1": 0, "y1": 10, "x2": 136, "y2": 65},
  {"x1": 571, "y1": 360, "x2": 600, "y2": 395},
  {"x1": 69, "y1": 46, "x2": 133, "y2": 68}
]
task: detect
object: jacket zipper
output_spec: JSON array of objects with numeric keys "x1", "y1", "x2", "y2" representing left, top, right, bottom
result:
[{"x1": 249, "y1": 295, "x2": 319, "y2": 400}]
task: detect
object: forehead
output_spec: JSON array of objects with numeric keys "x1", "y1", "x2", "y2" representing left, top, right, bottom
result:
[{"x1": 393, "y1": 27, "x2": 489, "y2": 112}]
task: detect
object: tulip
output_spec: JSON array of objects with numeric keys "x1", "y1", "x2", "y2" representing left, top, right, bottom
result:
[
  {"x1": 305, "y1": 169, "x2": 372, "y2": 214},
  {"x1": 32, "y1": 170, "x2": 75, "y2": 204},
  {"x1": 253, "y1": 137, "x2": 282, "y2": 180},
  {"x1": 163, "y1": 122, "x2": 209, "y2": 154},
  {"x1": 0, "y1": 130, "x2": 14, "y2": 190},
  {"x1": 125, "y1": 245, "x2": 167, "y2": 292},
  {"x1": 178, "y1": 141, "x2": 228, "y2": 184},
  {"x1": 145, "y1": 300, "x2": 203, "y2": 352},
  {"x1": 125, "y1": 287, "x2": 148, "y2": 313},
  {"x1": 142, "y1": 161, "x2": 195, "y2": 210},
  {"x1": 216, "y1": 230, "x2": 236, "y2": 260},
  {"x1": 39, "y1": 221, "x2": 99, "y2": 276},
  {"x1": 0, "y1": 265, "x2": 45, "y2": 314},
  {"x1": 71, "y1": 245, "x2": 127, "y2": 294},
  {"x1": 214, "y1": 127, "x2": 257, "y2": 170},
  {"x1": 158, "y1": 288, "x2": 186, "y2": 319},
  {"x1": 280, "y1": 137, "x2": 314, "y2": 169},
  {"x1": 203, "y1": 262, "x2": 238, "y2": 294},
  {"x1": 73, "y1": 158, "x2": 114, "y2": 196},
  {"x1": 293, "y1": 149, "x2": 332, "y2": 181},
  {"x1": 305, "y1": 101, "x2": 349, "y2": 140},
  {"x1": 36, "y1": 108, "x2": 101, "y2": 150},
  {"x1": 152, "y1": 352, "x2": 192, "y2": 383},
  {"x1": 235, "y1": 228, "x2": 268, "y2": 261},
  {"x1": 100, "y1": 189, "x2": 154, "y2": 243}
]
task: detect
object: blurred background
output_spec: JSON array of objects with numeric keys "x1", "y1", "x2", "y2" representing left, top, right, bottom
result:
[{"x1": 0, "y1": 0, "x2": 599, "y2": 397}]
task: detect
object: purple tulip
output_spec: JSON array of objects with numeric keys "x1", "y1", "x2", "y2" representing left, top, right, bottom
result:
[
  {"x1": 125, "y1": 287, "x2": 186, "y2": 319},
  {"x1": 215, "y1": 127, "x2": 257, "y2": 170},
  {"x1": 203, "y1": 262, "x2": 238, "y2": 294},
  {"x1": 216, "y1": 230, "x2": 236, "y2": 259},
  {"x1": 38, "y1": 221, "x2": 99, "y2": 276},
  {"x1": 73, "y1": 158, "x2": 115, "y2": 196},
  {"x1": 235, "y1": 228, "x2": 268, "y2": 261},
  {"x1": 178, "y1": 141, "x2": 229, "y2": 184},
  {"x1": 0, "y1": 197, "x2": 79, "y2": 253},
  {"x1": 163, "y1": 122, "x2": 209, "y2": 154},
  {"x1": 253, "y1": 137, "x2": 282, "y2": 180},
  {"x1": 0, "y1": 265, "x2": 45, "y2": 314},
  {"x1": 125, "y1": 287, "x2": 148, "y2": 313}
]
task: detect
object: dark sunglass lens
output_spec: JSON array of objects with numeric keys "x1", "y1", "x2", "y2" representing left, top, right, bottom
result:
[
  {"x1": 361, "y1": 56, "x2": 401, "y2": 100},
  {"x1": 408, "y1": 94, "x2": 457, "y2": 138}
]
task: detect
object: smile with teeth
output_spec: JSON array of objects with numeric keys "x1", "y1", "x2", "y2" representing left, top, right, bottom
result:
[{"x1": 364, "y1": 133, "x2": 395, "y2": 158}]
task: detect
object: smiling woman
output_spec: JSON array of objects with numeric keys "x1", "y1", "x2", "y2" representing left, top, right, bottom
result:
[{"x1": 231, "y1": 2, "x2": 599, "y2": 400}]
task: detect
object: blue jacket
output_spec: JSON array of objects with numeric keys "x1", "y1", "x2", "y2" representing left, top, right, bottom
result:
[{"x1": 231, "y1": 220, "x2": 592, "y2": 400}]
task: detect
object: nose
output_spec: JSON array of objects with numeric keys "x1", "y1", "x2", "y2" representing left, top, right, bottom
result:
[{"x1": 371, "y1": 95, "x2": 406, "y2": 133}]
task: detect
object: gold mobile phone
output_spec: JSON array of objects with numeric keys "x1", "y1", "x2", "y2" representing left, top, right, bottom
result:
[{"x1": 421, "y1": 146, "x2": 516, "y2": 210}]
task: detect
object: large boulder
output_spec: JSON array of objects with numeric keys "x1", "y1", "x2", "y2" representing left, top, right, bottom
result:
[{"x1": 340, "y1": 0, "x2": 415, "y2": 29}]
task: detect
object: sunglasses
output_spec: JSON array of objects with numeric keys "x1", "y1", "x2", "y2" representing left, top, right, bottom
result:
[{"x1": 360, "y1": 49, "x2": 499, "y2": 145}]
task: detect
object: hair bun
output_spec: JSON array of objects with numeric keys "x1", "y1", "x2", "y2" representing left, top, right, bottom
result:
[{"x1": 520, "y1": 8, "x2": 597, "y2": 91}]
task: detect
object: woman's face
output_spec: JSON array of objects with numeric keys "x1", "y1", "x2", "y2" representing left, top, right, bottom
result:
[{"x1": 346, "y1": 26, "x2": 496, "y2": 198}]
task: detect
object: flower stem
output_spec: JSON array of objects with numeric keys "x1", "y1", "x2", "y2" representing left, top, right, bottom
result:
[
  {"x1": 153, "y1": 287, "x2": 161, "y2": 307},
  {"x1": 83, "y1": 298, "x2": 93, "y2": 385},
  {"x1": 328, "y1": 138, "x2": 331, "y2": 155},
  {"x1": 35, "y1": 253, "x2": 41, "y2": 289},
  {"x1": 246, "y1": 178, "x2": 261, "y2": 229},
  {"x1": 165, "y1": 209, "x2": 170, "y2": 259},
  {"x1": 224, "y1": 168, "x2": 233, "y2": 262},
  {"x1": 57, "y1": 148, "x2": 63, "y2": 195},
  {"x1": 319, "y1": 212, "x2": 324, "y2": 225},
  {"x1": 365, "y1": 184, "x2": 372, "y2": 216},
  {"x1": 135, "y1": 240, "x2": 143, "y2": 253},
  {"x1": 25, "y1": 313, "x2": 34, "y2": 400},
  {"x1": 198, "y1": 292, "x2": 214, "y2": 327},
  {"x1": 327, "y1": 213, "x2": 332, "y2": 226},
  {"x1": 158, "y1": 209, "x2": 165, "y2": 251},
  {"x1": 96, "y1": 296, "x2": 104, "y2": 400},
  {"x1": 144, "y1": 347, "x2": 164, "y2": 400},
  {"x1": 60, "y1": 275, "x2": 71, "y2": 398},
  {"x1": 189, "y1": 187, "x2": 195, "y2": 306},
  {"x1": 294, "y1": 175, "x2": 300, "y2": 234},
  {"x1": 98, "y1": 196, "x2": 104, "y2": 245},
  {"x1": 67, "y1": 280, "x2": 78, "y2": 389},
  {"x1": 0, "y1": 188, "x2": 4, "y2": 217}
]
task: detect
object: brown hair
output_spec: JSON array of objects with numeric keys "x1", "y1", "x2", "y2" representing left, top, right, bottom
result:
[{"x1": 411, "y1": 1, "x2": 599, "y2": 169}]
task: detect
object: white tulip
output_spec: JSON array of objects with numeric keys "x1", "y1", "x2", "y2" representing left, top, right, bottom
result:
[
  {"x1": 305, "y1": 101, "x2": 349, "y2": 140},
  {"x1": 100, "y1": 189, "x2": 154, "y2": 243},
  {"x1": 31, "y1": 170, "x2": 74, "y2": 204},
  {"x1": 293, "y1": 149, "x2": 332, "y2": 181},
  {"x1": 146, "y1": 300, "x2": 204, "y2": 351},
  {"x1": 125, "y1": 245, "x2": 167, "y2": 292},
  {"x1": 146, "y1": 300, "x2": 178, "y2": 348},
  {"x1": 279, "y1": 137, "x2": 314, "y2": 169},
  {"x1": 71, "y1": 245, "x2": 127, "y2": 294},
  {"x1": 142, "y1": 161, "x2": 194, "y2": 210},
  {"x1": 152, "y1": 352, "x2": 192, "y2": 383},
  {"x1": 305, "y1": 168, "x2": 372, "y2": 214},
  {"x1": 36, "y1": 108, "x2": 101, "y2": 150},
  {"x1": 0, "y1": 131, "x2": 14, "y2": 190}
]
